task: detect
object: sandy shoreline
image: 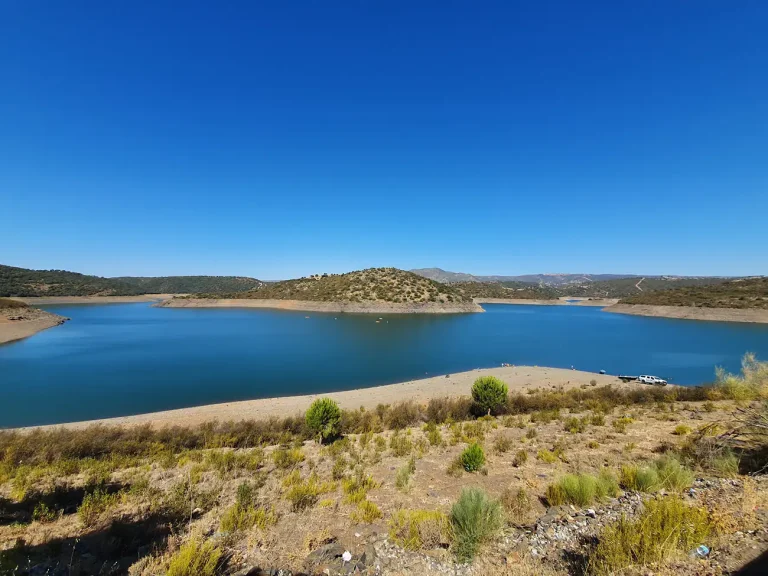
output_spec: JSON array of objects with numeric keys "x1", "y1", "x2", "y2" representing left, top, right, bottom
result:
[
  {"x1": 604, "y1": 303, "x2": 768, "y2": 324},
  {"x1": 15, "y1": 366, "x2": 634, "y2": 431},
  {"x1": 0, "y1": 308, "x2": 68, "y2": 345},
  {"x1": 476, "y1": 297, "x2": 619, "y2": 307},
  {"x1": 158, "y1": 298, "x2": 484, "y2": 314}
]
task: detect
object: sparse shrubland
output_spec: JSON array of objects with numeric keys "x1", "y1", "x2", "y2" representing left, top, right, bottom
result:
[{"x1": 1, "y1": 356, "x2": 766, "y2": 575}]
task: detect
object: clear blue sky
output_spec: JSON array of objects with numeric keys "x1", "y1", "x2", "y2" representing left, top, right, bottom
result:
[{"x1": 2, "y1": 1, "x2": 766, "y2": 280}]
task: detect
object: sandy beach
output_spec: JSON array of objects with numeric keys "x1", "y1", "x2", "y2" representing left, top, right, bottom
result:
[
  {"x1": 158, "y1": 297, "x2": 484, "y2": 314},
  {"x1": 604, "y1": 303, "x2": 768, "y2": 324},
  {"x1": 0, "y1": 308, "x2": 68, "y2": 345},
  {"x1": 18, "y1": 366, "x2": 634, "y2": 431}
]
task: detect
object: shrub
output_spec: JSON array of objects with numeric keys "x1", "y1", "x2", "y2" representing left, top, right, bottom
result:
[
  {"x1": 220, "y1": 503, "x2": 277, "y2": 532},
  {"x1": 78, "y1": 488, "x2": 119, "y2": 527},
  {"x1": 395, "y1": 457, "x2": 416, "y2": 492},
  {"x1": 512, "y1": 450, "x2": 528, "y2": 467},
  {"x1": 673, "y1": 424, "x2": 692, "y2": 436},
  {"x1": 459, "y1": 443, "x2": 485, "y2": 472},
  {"x1": 620, "y1": 457, "x2": 693, "y2": 492},
  {"x1": 588, "y1": 497, "x2": 711, "y2": 574},
  {"x1": 305, "y1": 398, "x2": 342, "y2": 443},
  {"x1": 284, "y1": 473, "x2": 335, "y2": 512},
  {"x1": 493, "y1": 434, "x2": 512, "y2": 454},
  {"x1": 342, "y1": 472, "x2": 378, "y2": 504},
  {"x1": 167, "y1": 540, "x2": 222, "y2": 576},
  {"x1": 389, "y1": 432, "x2": 413, "y2": 457},
  {"x1": 451, "y1": 488, "x2": 503, "y2": 562},
  {"x1": 546, "y1": 471, "x2": 619, "y2": 507},
  {"x1": 564, "y1": 416, "x2": 587, "y2": 434},
  {"x1": 272, "y1": 447, "x2": 304, "y2": 469},
  {"x1": 389, "y1": 509, "x2": 452, "y2": 550},
  {"x1": 591, "y1": 413, "x2": 606, "y2": 426},
  {"x1": 424, "y1": 423, "x2": 444, "y2": 447},
  {"x1": 501, "y1": 487, "x2": 531, "y2": 523},
  {"x1": 525, "y1": 427, "x2": 538, "y2": 439},
  {"x1": 351, "y1": 500, "x2": 383, "y2": 523},
  {"x1": 471, "y1": 376, "x2": 509, "y2": 415},
  {"x1": 587, "y1": 440, "x2": 600, "y2": 449},
  {"x1": 32, "y1": 502, "x2": 57, "y2": 523},
  {"x1": 536, "y1": 449, "x2": 557, "y2": 464}
]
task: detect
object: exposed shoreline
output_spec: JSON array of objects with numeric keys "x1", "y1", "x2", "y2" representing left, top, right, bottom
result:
[
  {"x1": 157, "y1": 297, "x2": 484, "y2": 314},
  {"x1": 15, "y1": 366, "x2": 631, "y2": 431},
  {"x1": 603, "y1": 303, "x2": 768, "y2": 324},
  {"x1": 13, "y1": 294, "x2": 176, "y2": 305},
  {"x1": 475, "y1": 297, "x2": 619, "y2": 307},
  {"x1": 0, "y1": 308, "x2": 68, "y2": 345}
]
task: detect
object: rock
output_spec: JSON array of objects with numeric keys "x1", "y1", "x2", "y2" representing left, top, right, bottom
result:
[
  {"x1": 586, "y1": 508, "x2": 596, "y2": 518},
  {"x1": 305, "y1": 542, "x2": 347, "y2": 567}
]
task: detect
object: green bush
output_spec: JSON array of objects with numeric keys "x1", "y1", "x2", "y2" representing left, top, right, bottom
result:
[
  {"x1": 546, "y1": 471, "x2": 619, "y2": 506},
  {"x1": 451, "y1": 488, "x2": 503, "y2": 562},
  {"x1": 471, "y1": 376, "x2": 509, "y2": 415},
  {"x1": 389, "y1": 509, "x2": 452, "y2": 550},
  {"x1": 167, "y1": 540, "x2": 222, "y2": 576},
  {"x1": 512, "y1": 449, "x2": 528, "y2": 467},
  {"x1": 619, "y1": 457, "x2": 693, "y2": 493},
  {"x1": 305, "y1": 398, "x2": 342, "y2": 443},
  {"x1": 77, "y1": 488, "x2": 119, "y2": 527},
  {"x1": 459, "y1": 443, "x2": 485, "y2": 472},
  {"x1": 588, "y1": 497, "x2": 711, "y2": 574}
]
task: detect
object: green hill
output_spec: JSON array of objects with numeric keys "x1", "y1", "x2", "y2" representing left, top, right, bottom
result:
[
  {"x1": 619, "y1": 277, "x2": 768, "y2": 309},
  {"x1": 560, "y1": 276, "x2": 731, "y2": 299},
  {"x1": 114, "y1": 276, "x2": 262, "y2": 294},
  {"x1": 0, "y1": 264, "x2": 143, "y2": 297},
  {"x1": 196, "y1": 267, "x2": 471, "y2": 304}
]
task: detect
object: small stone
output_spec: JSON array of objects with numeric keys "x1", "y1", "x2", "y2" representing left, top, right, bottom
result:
[{"x1": 586, "y1": 508, "x2": 596, "y2": 518}]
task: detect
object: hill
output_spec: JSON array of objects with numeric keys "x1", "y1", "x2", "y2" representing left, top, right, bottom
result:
[
  {"x1": 559, "y1": 276, "x2": 732, "y2": 299},
  {"x1": 196, "y1": 268, "x2": 472, "y2": 304},
  {"x1": 114, "y1": 275, "x2": 263, "y2": 294},
  {"x1": 410, "y1": 267, "x2": 638, "y2": 286},
  {"x1": 451, "y1": 281, "x2": 560, "y2": 300},
  {"x1": 0, "y1": 297, "x2": 28, "y2": 309},
  {"x1": 0, "y1": 264, "x2": 143, "y2": 297},
  {"x1": 620, "y1": 276, "x2": 768, "y2": 309}
]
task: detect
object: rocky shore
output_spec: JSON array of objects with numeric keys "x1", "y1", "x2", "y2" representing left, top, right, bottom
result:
[{"x1": 604, "y1": 303, "x2": 768, "y2": 324}]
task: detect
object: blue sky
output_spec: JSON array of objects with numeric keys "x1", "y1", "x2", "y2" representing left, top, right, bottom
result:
[{"x1": 2, "y1": 1, "x2": 766, "y2": 280}]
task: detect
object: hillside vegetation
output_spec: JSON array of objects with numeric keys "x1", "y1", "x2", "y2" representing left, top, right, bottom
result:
[
  {"x1": 115, "y1": 276, "x2": 263, "y2": 294},
  {"x1": 620, "y1": 277, "x2": 768, "y2": 309},
  {"x1": 196, "y1": 268, "x2": 471, "y2": 304},
  {"x1": 0, "y1": 264, "x2": 142, "y2": 297},
  {"x1": 563, "y1": 276, "x2": 731, "y2": 299},
  {"x1": 0, "y1": 297, "x2": 28, "y2": 309},
  {"x1": 451, "y1": 281, "x2": 559, "y2": 300}
]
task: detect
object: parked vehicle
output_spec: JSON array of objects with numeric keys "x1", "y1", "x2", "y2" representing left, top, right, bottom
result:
[{"x1": 638, "y1": 374, "x2": 667, "y2": 386}]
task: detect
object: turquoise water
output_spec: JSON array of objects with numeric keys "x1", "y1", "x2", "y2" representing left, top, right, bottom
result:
[{"x1": 2, "y1": 302, "x2": 768, "y2": 427}]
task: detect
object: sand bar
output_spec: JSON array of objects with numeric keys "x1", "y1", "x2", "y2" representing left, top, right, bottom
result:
[
  {"x1": 158, "y1": 298, "x2": 483, "y2": 314},
  {"x1": 604, "y1": 303, "x2": 768, "y2": 324},
  {"x1": 17, "y1": 366, "x2": 636, "y2": 431}
]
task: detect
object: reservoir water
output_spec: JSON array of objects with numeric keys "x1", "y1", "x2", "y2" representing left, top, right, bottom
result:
[{"x1": 2, "y1": 302, "x2": 768, "y2": 428}]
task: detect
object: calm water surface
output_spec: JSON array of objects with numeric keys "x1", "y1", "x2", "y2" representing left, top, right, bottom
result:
[{"x1": 2, "y1": 303, "x2": 768, "y2": 427}]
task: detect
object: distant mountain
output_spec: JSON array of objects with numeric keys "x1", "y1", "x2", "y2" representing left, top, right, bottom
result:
[
  {"x1": 409, "y1": 268, "x2": 482, "y2": 283},
  {"x1": 410, "y1": 268, "x2": 637, "y2": 286},
  {"x1": 0, "y1": 264, "x2": 143, "y2": 297},
  {"x1": 114, "y1": 276, "x2": 263, "y2": 294}
]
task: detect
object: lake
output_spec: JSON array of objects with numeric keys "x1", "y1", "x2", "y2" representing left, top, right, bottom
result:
[{"x1": 2, "y1": 302, "x2": 768, "y2": 428}]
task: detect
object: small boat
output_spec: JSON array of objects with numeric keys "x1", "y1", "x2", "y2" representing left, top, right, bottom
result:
[
  {"x1": 599, "y1": 369, "x2": 606, "y2": 374},
  {"x1": 618, "y1": 375, "x2": 638, "y2": 382}
]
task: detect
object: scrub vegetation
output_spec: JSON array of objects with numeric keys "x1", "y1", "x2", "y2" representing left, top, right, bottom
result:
[{"x1": 0, "y1": 358, "x2": 766, "y2": 575}]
